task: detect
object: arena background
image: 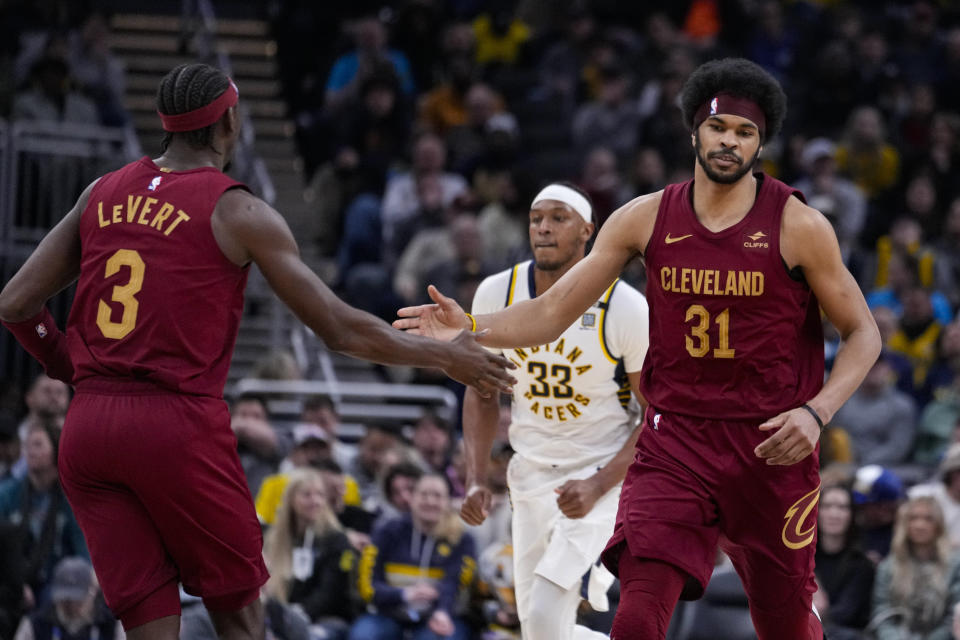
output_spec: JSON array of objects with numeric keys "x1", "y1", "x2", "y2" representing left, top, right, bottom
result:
[{"x1": 2, "y1": 1, "x2": 960, "y2": 639}]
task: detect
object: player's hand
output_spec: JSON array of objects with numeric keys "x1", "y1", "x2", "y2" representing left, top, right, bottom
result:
[
  {"x1": 754, "y1": 407, "x2": 821, "y2": 465},
  {"x1": 555, "y1": 477, "x2": 605, "y2": 519},
  {"x1": 428, "y1": 610, "x2": 455, "y2": 636},
  {"x1": 442, "y1": 330, "x2": 516, "y2": 397},
  {"x1": 394, "y1": 285, "x2": 470, "y2": 342},
  {"x1": 461, "y1": 483, "x2": 493, "y2": 525}
]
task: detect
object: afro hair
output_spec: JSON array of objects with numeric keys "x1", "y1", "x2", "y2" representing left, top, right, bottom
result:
[{"x1": 679, "y1": 58, "x2": 787, "y2": 142}]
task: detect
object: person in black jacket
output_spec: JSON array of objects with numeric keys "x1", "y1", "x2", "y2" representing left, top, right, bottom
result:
[
  {"x1": 815, "y1": 484, "x2": 876, "y2": 640},
  {"x1": 262, "y1": 468, "x2": 359, "y2": 640}
]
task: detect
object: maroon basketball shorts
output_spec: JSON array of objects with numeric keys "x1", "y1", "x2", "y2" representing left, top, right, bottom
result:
[
  {"x1": 602, "y1": 407, "x2": 820, "y2": 610},
  {"x1": 59, "y1": 380, "x2": 268, "y2": 626}
]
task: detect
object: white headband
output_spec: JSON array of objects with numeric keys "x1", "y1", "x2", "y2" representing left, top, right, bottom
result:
[{"x1": 531, "y1": 184, "x2": 592, "y2": 223}]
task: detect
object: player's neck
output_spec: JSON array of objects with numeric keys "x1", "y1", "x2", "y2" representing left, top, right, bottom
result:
[
  {"x1": 691, "y1": 168, "x2": 758, "y2": 233},
  {"x1": 534, "y1": 256, "x2": 582, "y2": 296},
  {"x1": 154, "y1": 140, "x2": 225, "y2": 172}
]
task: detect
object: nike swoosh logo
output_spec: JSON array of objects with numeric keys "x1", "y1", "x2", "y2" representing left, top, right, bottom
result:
[{"x1": 665, "y1": 233, "x2": 693, "y2": 244}]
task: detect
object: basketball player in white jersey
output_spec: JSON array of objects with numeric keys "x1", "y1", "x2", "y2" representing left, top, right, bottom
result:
[{"x1": 461, "y1": 183, "x2": 649, "y2": 640}]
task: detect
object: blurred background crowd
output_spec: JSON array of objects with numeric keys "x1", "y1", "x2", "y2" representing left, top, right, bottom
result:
[{"x1": 6, "y1": 0, "x2": 960, "y2": 639}]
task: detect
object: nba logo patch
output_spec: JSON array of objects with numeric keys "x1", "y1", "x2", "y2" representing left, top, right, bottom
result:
[
  {"x1": 581, "y1": 313, "x2": 596, "y2": 328},
  {"x1": 653, "y1": 413, "x2": 661, "y2": 430},
  {"x1": 35, "y1": 323, "x2": 47, "y2": 338},
  {"x1": 148, "y1": 176, "x2": 162, "y2": 191},
  {"x1": 709, "y1": 97, "x2": 719, "y2": 115}
]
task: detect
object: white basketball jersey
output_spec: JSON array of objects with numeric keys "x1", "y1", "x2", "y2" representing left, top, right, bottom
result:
[{"x1": 472, "y1": 261, "x2": 649, "y2": 467}]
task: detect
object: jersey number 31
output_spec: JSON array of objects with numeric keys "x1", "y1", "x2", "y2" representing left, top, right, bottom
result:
[{"x1": 685, "y1": 305, "x2": 735, "y2": 359}]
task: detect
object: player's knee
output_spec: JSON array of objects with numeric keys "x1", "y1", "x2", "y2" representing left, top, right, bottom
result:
[
  {"x1": 745, "y1": 576, "x2": 819, "y2": 640},
  {"x1": 117, "y1": 578, "x2": 181, "y2": 631},
  {"x1": 745, "y1": 570, "x2": 812, "y2": 612},
  {"x1": 611, "y1": 557, "x2": 686, "y2": 640},
  {"x1": 523, "y1": 576, "x2": 580, "y2": 640},
  {"x1": 611, "y1": 584, "x2": 677, "y2": 640}
]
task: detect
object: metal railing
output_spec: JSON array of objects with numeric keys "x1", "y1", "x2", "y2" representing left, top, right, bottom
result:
[
  {"x1": 0, "y1": 118, "x2": 136, "y2": 382},
  {"x1": 190, "y1": 0, "x2": 276, "y2": 206},
  {"x1": 231, "y1": 378, "x2": 460, "y2": 433},
  {"x1": 7, "y1": 120, "x2": 130, "y2": 249}
]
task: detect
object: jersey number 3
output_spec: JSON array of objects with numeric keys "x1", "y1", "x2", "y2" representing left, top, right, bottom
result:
[
  {"x1": 96, "y1": 249, "x2": 145, "y2": 339},
  {"x1": 685, "y1": 305, "x2": 735, "y2": 359}
]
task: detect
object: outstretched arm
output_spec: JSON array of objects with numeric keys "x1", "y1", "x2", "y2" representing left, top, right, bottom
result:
[
  {"x1": 0, "y1": 181, "x2": 95, "y2": 382},
  {"x1": 395, "y1": 193, "x2": 659, "y2": 348},
  {"x1": 755, "y1": 197, "x2": 881, "y2": 465},
  {"x1": 211, "y1": 189, "x2": 515, "y2": 396}
]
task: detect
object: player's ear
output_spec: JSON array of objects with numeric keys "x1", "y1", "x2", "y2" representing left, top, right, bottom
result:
[
  {"x1": 223, "y1": 105, "x2": 239, "y2": 136},
  {"x1": 582, "y1": 222, "x2": 595, "y2": 242}
]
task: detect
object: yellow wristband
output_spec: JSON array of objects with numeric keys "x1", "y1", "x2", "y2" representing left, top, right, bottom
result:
[{"x1": 464, "y1": 312, "x2": 477, "y2": 332}]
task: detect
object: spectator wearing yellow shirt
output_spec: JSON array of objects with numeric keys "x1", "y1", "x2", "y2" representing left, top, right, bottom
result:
[
  {"x1": 473, "y1": 9, "x2": 530, "y2": 67},
  {"x1": 835, "y1": 106, "x2": 900, "y2": 199},
  {"x1": 256, "y1": 424, "x2": 362, "y2": 525}
]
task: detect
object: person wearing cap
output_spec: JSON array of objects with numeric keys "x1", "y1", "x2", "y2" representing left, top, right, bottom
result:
[
  {"x1": 853, "y1": 464, "x2": 905, "y2": 563},
  {"x1": 14, "y1": 556, "x2": 120, "y2": 640},
  {"x1": 458, "y1": 181, "x2": 649, "y2": 640},
  {"x1": 791, "y1": 137, "x2": 866, "y2": 260},
  {"x1": 909, "y1": 443, "x2": 960, "y2": 551},
  {"x1": 256, "y1": 423, "x2": 336, "y2": 526},
  {"x1": 395, "y1": 57, "x2": 881, "y2": 640},
  {"x1": 0, "y1": 62, "x2": 515, "y2": 640}
]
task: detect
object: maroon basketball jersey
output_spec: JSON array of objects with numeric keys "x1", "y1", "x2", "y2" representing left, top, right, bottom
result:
[
  {"x1": 639, "y1": 174, "x2": 824, "y2": 420},
  {"x1": 67, "y1": 157, "x2": 248, "y2": 397}
]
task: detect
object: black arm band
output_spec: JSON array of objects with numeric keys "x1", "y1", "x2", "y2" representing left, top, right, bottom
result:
[{"x1": 801, "y1": 403, "x2": 825, "y2": 431}]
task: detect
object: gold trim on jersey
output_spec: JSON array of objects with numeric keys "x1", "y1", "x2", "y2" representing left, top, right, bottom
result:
[
  {"x1": 598, "y1": 280, "x2": 619, "y2": 365},
  {"x1": 506, "y1": 264, "x2": 520, "y2": 306}
]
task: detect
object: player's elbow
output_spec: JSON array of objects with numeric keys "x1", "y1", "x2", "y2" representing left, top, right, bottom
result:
[
  {"x1": 320, "y1": 326, "x2": 352, "y2": 354},
  {"x1": 0, "y1": 287, "x2": 35, "y2": 323},
  {"x1": 542, "y1": 307, "x2": 570, "y2": 344}
]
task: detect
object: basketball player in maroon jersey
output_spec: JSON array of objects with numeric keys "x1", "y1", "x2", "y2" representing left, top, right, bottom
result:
[
  {"x1": 0, "y1": 63, "x2": 515, "y2": 640},
  {"x1": 395, "y1": 58, "x2": 881, "y2": 640}
]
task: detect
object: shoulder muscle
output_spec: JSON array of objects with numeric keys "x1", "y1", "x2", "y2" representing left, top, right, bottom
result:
[{"x1": 212, "y1": 188, "x2": 293, "y2": 266}]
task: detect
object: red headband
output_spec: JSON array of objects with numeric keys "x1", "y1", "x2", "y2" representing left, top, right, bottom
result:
[
  {"x1": 693, "y1": 93, "x2": 766, "y2": 137},
  {"x1": 158, "y1": 81, "x2": 239, "y2": 132}
]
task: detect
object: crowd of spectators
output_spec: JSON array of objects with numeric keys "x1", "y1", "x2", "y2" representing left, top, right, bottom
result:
[
  {"x1": 265, "y1": 1, "x2": 960, "y2": 637},
  {"x1": 0, "y1": 2, "x2": 129, "y2": 127}
]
